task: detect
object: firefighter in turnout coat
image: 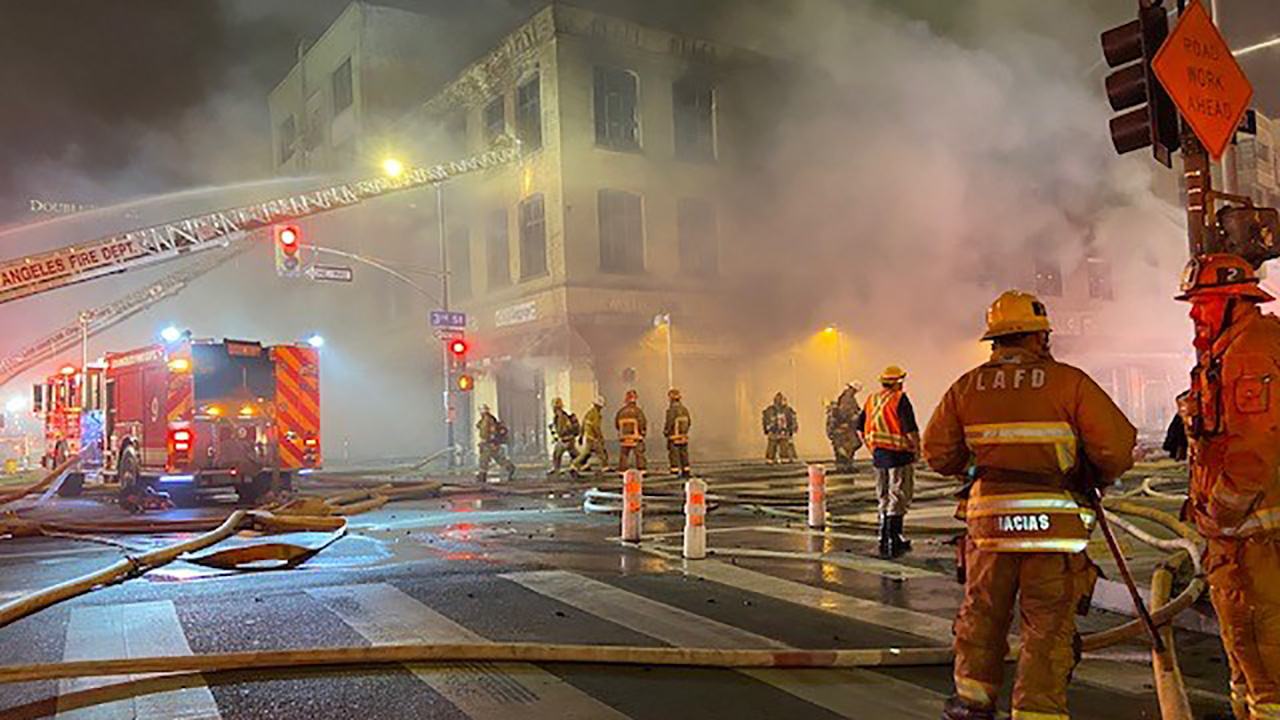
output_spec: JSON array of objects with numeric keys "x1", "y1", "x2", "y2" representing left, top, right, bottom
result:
[
  {"x1": 762, "y1": 392, "x2": 798, "y2": 463},
  {"x1": 923, "y1": 290, "x2": 1136, "y2": 720},
  {"x1": 830, "y1": 381, "x2": 865, "y2": 471},
  {"x1": 664, "y1": 388, "x2": 693, "y2": 478},
  {"x1": 548, "y1": 397, "x2": 580, "y2": 477},
  {"x1": 1177, "y1": 254, "x2": 1280, "y2": 720},
  {"x1": 476, "y1": 404, "x2": 516, "y2": 483},
  {"x1": 615, "y1": 389, "x2": 648, "y2": 472},
  {"x1": 570, "y1": 397, "x2": 609, "y2": 477}
]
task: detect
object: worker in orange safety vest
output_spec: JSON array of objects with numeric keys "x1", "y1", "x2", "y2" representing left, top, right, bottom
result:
[
  {"x1": 1176, "y1": 253, "x2": 1280, "y2": 720},
  {"x1": 857, "y1": 366, "x2": 919, "y2": 558},
  {"x1": 923, "y1": 290, "x2": 1136, "y2": 720},
  {"x1": 616, "y1": 389, "x2": 648, "y2": 473}
]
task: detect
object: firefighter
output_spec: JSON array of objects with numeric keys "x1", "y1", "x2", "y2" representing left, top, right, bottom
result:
[
  {"x1": 829, "y1": 381, "x2": 864, "y2": 472},
  {"x1": 762, "y1": 392, "x2": 798, "y2": 463},
  {"x1": 923, "y1": 290, "x2": 1136, "y2": 720},
  {"x1": 858, "y1": 366, "x2": 919, "y2": 558},
  {"x1": 475, "y1": 404, "x2": 516, "y2": 483},
  {"x1": 570, "y1": 396, "x2": 609, "y2": 478},
  {"x1": 615, "y1": 389, "x2": 648, "y2": 473},
  {"x1": 664, "y1": 388, "x2": 693, "y2": 478},
  {"x1": 1176, "y1": 253, "x2": 1280, "y2": 720},
  {"x1": 548, "y1": 397, "x2": 580, "y2": 477}
]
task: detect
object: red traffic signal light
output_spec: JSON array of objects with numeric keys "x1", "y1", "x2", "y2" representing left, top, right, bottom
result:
[
  {"x1": 448, "y1": 338, "x2": 468, "y2": 356},
  {"x1": 456, "y1": 374, "x2": 474, "y2": 392},
  {"x1": 277, "y1": 225, "x2": 300, "y2": 252},
  {"x1": 275, "y1": 225, "x2": 302, "y2": 277}
]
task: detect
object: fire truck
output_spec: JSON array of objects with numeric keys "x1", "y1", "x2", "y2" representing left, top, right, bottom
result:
[{"x1": 34, "y1": 338, "x2": 320, "y2": 504}]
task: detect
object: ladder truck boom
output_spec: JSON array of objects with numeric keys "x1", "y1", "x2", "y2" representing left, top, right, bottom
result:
[{"x1": 0, "y1": 145, "x2": 521, "y2": 305}]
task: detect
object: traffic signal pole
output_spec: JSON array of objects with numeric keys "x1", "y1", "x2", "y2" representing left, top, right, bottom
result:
[
  {"x1": 1181, "y1": 129, "x2": 1213, "y2": 255},
  {"x1": 436, "y1": 182, "x2": 456, "y2": 469}
]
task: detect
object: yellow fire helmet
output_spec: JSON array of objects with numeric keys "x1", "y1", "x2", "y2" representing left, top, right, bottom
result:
[
  {"x1": 879, "y1": 365, "x2": 907, "y2": 383},
  {"x1": 982, "y1": 290, "x2": 1052, "y2": 341}
]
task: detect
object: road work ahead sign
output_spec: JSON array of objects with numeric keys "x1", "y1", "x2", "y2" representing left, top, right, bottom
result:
[{"x1": 1152, "y1": 0, "x2": 1252, "y2": 160}]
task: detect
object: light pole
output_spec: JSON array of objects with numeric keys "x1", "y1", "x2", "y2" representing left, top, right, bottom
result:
[
  {"x1": 654, "y1": 313, "x2": 673, "y2": 389},
  {"x1": 824, "y1": 326, "x2": 843, "y2": 387},
  {"x1": 78, "y1": 311, "x2": 91, "y2": 371}
]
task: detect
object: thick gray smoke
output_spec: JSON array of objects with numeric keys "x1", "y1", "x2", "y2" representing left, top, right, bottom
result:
[{"x1": 714, "y1": 0, "x2": 1193, "y2": 432}]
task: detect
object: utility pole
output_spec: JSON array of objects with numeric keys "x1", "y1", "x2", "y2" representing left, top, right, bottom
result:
[
  {"x1": 1210, "y1": 0, "x2": 1240, "y2": 196},
  {"x1": 437, "y1": 183, "x2": 455, "y2": 468}
]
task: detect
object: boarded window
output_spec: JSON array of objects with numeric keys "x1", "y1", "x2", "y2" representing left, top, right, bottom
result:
[
  {"x1": 673, "y1": 77, "x2": 716, "y2": 161},
  {"x1": 598, "y1": 190, "x2": 644, "y2": 274},
  {"x1": 487, "y1": 209, "x2": 511, "y2": 290},
  {"x1": 332, "y1": 58, "x2": 354, "y2": 113},
  {"x1": 594, "y1": 67, "x2": 639, "y2": 150},
  {"x1": 516, "y1": 75, "x2": 542, "y2": 150},
  {"x1": 484, "y1": 96, "x2": 506, "y2": 143},
  {"x1": 1034, "y1": 258, "x2": 1063, "y2": 297},
  {"x1": 519, "y1": 195, "x2": 547, "y2": 280},
  {"x1": 449, "y1": 226, "x2": 472, "y2": 300},
  {"x1": 678, "y1": 198, "x2": 718, "y2": 276},
  {"x1": 278, "y1": 115, "x2": 296, "y2": 164}
]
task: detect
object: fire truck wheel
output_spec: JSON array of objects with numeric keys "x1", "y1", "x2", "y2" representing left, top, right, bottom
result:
[
  {"x1": 115, "y1": 446, "x2": 145, "y2": 506},
  {"x1": 237, "y1": 472, "x2": 271, "y2": 506},
  {"x1": 57, "y1": 472, "x2": 85, "y2": 497},
  {"x1": 53, "y1": 441, "x2": 67, "y2": 469}
]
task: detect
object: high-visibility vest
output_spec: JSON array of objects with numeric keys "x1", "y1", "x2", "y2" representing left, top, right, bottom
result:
[
  {"x1": 864, "y1": 390, "x2": 910, "y2": 451},
  {"x1": 957, "y1": 478, "x2": 1095, "y2": 553}
]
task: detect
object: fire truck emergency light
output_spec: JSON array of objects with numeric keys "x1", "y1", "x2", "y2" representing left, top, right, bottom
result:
[{"x1": 160, "y1": 326, "x2": 183, "y2": 343}]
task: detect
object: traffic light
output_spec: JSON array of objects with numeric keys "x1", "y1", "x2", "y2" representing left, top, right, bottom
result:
[
  {"x1": 447, "y1": 337, "x2": 468, "y2": 372},
  {"x1": 275, "y1": 224, "x2": 303, "y2": 278},
  {"x1": 1101, "y1": 0, "x2": 1179, "y2": 167},
  {"x1": 456, "y1": 374, "x2": 475, "y2": 392}
]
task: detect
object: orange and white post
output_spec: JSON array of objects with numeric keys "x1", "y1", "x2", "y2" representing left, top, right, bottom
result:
[
  {"x1": 684, "y1": 477, "x2": 707, "y2": 559},
  {"x1": 621, "y1": 469, "x2": 643, "y2": 543},
  {"x1": 807, "y1": 464, "x2": 826, "y2": 529}
]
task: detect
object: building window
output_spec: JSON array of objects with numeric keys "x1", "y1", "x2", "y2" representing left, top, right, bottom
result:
[
  {"x1": 678, "y1": 198, "x2": 717, "y2": 276},
  {"x1": 516, "y1": 75, "x2": 542, "y2": 150},
  {"x1": 673, "y1": 77, "x2": 716, "y2": 161},
  {"x1": 598, "y1": 190, "x2": 644, "y2": 274},
  {"x1": 449, "y1": 226, "x2": 472, "y2": 301},
  {"x1": 594, "y1": 66, "x2": 639, "y2": 150},
  {"x1": 519, "y1": 195, "x2": 547, "y2": 280},
  {"x1": 278, "y1": 116, "x2": 296, "y2": 164},
  {"x1": 1034, "y1": 258, "x2": 1063, "y2": 297},
  {"x1": 445, "y1": 112, "x2": 467, "y2": 154},
  {"x1": 332, "y1": 58, "x2": 353, "y2": 113},
  {"x1": 487, "y1": 209, "x2": 511, "y2": 290},
  {"x1": 484, "y1": 96, "x2": 506, "y2": 143},
  {"x1": 1087, "y1": 258, "x2": 1114, "y2": 300}
]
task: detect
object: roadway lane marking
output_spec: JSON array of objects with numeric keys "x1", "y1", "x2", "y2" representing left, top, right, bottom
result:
[
  {"x1": 57, "y1": 600, "x2": 220, "y2": 720},
  {"x1": 308, "y1": 583, "x2": 627, "y2": 720},
  {"x1": 638, "y1": 542, "x2": 944, "y2": 582},
  {"x1": 503, "y1": 569, "x2": 943, "y2": 719}
]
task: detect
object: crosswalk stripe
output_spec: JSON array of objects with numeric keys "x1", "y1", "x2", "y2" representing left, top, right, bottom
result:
[
  {"x1": 57, "y1": 600, "x2": 220, "y2": 720},
  {"x1": 308, "y1": 583, "x2": 628, "y2": 720},
  {"x1": 665, "y1": 557, "x2": 1210, "y2": 701},
  {"x1": 503, "y1": 569, "x2": 943, "y2": 719}
]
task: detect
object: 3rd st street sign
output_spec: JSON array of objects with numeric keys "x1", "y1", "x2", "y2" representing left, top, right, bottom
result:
[{"x1": 1152, "y1": 0, "x2": 1253, "y2": 160}]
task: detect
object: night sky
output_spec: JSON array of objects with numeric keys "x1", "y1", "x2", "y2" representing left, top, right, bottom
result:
[{"x1": 0, "y1": 0, "x2": 1276, "y2": 224}]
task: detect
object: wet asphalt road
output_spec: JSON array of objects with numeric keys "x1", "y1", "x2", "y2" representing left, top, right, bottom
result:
[{"x1": 0, "y1": 464, "x2": 1234, "y2": 719}]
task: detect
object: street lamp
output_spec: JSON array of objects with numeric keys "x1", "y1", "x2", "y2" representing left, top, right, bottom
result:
[
  {"x1": 305, "y1": 333, "x2": 325, "y2": 348},
  {"x1": 382, "y1": 157, "x2": 405, "y2": 178},
  {"x1": 653, "y1": 313, "x2": 674, "y2": 389},
  {"x1": 824, "y1": 325, "x2": 844, "y2": 387},
  {"x1": 160, "y1": 325, "x2": 184, "y2": 344}
]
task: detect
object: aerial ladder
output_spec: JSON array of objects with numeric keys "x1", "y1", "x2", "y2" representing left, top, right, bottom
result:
[{"x1": 0, "y1": 144, "x2": 522, "y2": 385}]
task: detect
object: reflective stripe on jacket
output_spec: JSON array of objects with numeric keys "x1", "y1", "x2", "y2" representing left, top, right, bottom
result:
[
  {"x1": 616, "y1": 404, "x2": 647, "y2": 447},
  {"x1": 964, "y1": 421, "x2": 1078, "y2": 474},
  {"x1": 864, "y1": 390, "x2": 910, "y2": 452},
  {"x1": 665, "y1": 402, "x2": 691, "y2": 444},
  {"x1": 957, "y1": 480, "x2": 1096, "y2": 553}
]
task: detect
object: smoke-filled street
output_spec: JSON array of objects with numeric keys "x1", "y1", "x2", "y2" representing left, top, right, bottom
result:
[{"x1": 1, "y1": 0, "x2": 1279, "y2": 717}]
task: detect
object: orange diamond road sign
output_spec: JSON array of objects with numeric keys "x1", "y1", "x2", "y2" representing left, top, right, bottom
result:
[{"x1": 1152, "y1": 0, "x2": 1253, "y2": 160}]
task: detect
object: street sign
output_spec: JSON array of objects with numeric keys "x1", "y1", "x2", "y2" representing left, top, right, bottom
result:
[
  {"x1": 434, "y1": 328, "x2": 464, "y2": 340},
  {"x1": 307, "y1": 264, "x2": 353, "y2": 282},
  {"x1": 1152, "y1": 0, "x2": 1253, "y2": 160},
  {"x1": 430, "y1": 310, "x2": 467, "y2": 329}
]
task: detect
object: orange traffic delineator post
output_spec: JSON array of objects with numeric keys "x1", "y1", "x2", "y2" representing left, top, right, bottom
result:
[
  {"x1": 621, "y1": 469, "x2": 643, "y2": 543},
  {"x1": 684, "y1": 478, "x2": 707, "y2": 559},
  {"x1": 807, "y1": 465, "x2": 826, "y2": 529}
]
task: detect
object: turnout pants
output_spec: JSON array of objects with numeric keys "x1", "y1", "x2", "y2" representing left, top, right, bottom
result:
[
  {"x1": 477, "y1": 443, "x2": 515, "y2": 480},
  {"x1": 832, "y1": 430, "x2": 859, "y2": 469},
  {"x1": 765, "y1": 436, "x2": 797, "y2": 462},
  {"x1": 875, "y1": 463, "x2": 915, "y2": 516},
  {"x1": 952, "y1": 537, "x2": 1097, "y2": 719},
  {"x1": 572, "y1": 438, "x2": 609, "y2": 473},
  {"x1": 550, "y1": 440, "x2": 577, "y2": 474},
  {"x1": 618, "y1": 441, "x2": 647, "y2": 471},
  {"x1": 667, "y1": 441, "x2": 690, "y2": 474},
  {"x1": 1205, "y1": 536, "x2": 1280, "y2": 720}
]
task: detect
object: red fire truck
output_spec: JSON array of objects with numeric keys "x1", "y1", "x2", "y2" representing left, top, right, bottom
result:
[
  {"x1": 34, "y1": 364, "x2": 106, "y2": 488},
  {"x1": 35, "y1": 338, "x2": 320, "y2": 504}
]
